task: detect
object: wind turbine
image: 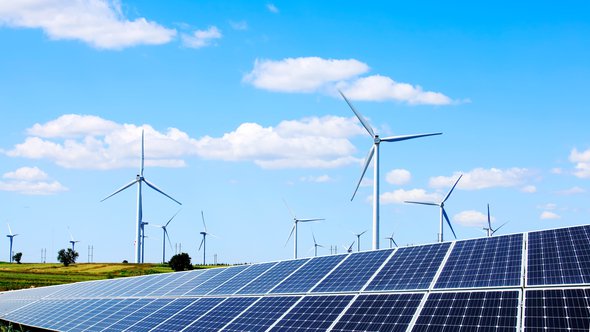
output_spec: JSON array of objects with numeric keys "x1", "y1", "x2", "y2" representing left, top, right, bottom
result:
[
  {"x1": 140, "y1": 221, "x2": 149, "y2": 263},
  {"x1": 199, "y1": 210, "x2": 216, "y2": 265},
  {"x1": 340, "y1": 91, "x2": 442, "y2": 250},
  {"x1": 385, "y1": 232, "x2": 398, "y2": 248},
  {"x1": 405, "y1": 174, "x2": 463, "y2": 243},
  {"x1": 343, "y1": 240, "x2": 355, "y2": 253},
  {"x1": 483, "y1": 204, "x2": 508, "y2": 237},
  {"x1": 67, "y1": 227, "x2": 80, "y2": 251},
  {"x1": 310, "y1": 232, "x2": 324, "y2": 257},
  {"x1": 283, "y1": 199, "x2": 324, "y2": 259},
  {"x1": 101, "y1": 130, "x2": 182, "y2": 264},
  {"x1": 6, "y1": 224, "x2": 18, "y2": 263},
  {"x1": 353, "y1": 230, "x2": 368, "y2": 252},
  {"x1": 152, "y1": 210, "x2": 181, "y2": 264}
]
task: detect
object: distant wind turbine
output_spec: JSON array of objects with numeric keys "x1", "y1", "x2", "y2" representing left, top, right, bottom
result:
[
  {"x1": 343, "y1": 240, "x2": 355, "y2": 253},
  {"x1": 101, "y1": 130, "x2": 182, "y2": 264},
  {"x1": 310, "y1": 232, "x2": 324, "y2": 257},
  {"x1": 152, "y1": 210, "x2": 181, "y2": 264},
  {"x1": 283, "y1": 199, "x2": 324, "y2": 259},
  {"x1": 67, "y1": 227, "x2": 80, "y2": 251},
  {"x1": 405, "y1": 174, "x2": 463, "y2": 243},
  {"x1": 353, "y1": 230, "x2": 368, "y2": 252},
  {"x1": 340, "y1": 90, "x2": 442, "y2": 250},
  {"x1": 385, "y1": 232, "x2": 398, "y2": 248},
  {"x1": 199, "y1": 211, "x2": 216, "y2": 265},
  {"x1": 6, "y1": 224, "x2": 18, "y2": 263},
  {"x1": 483, "y1": 204, "x2": 508, "y2": 237}
]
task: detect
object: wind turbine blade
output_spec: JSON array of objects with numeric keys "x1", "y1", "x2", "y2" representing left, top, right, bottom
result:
[
  {"x1": 282, "y1": 198, "x2": 296, "y2": 219},
  {"x1": 492, "y1": 222, "x2": 509, "y2": 235},
  {"x1": 442, "y1": 208, "x2": 457, "y2": 239},
  {"x1": 198, "y1": 237, "x2": 204, "y2": 251},
  {"x1": 143, "y1": 179, "x2": 182, "y2": 205},
  {"x1": 7, "y1": 223, "x2": 12, "y2": 236},
  {"x1": 284, "y1": 224, "x2": 295, "y2": 247},
  {"x1": 312, "y1": 232, "x2": 317, "y2": 245},
  {"x1": 348, "y1": 240, "x2": 356, "y2": 251},
  {"x1": 165, "y1": 209, "x2": 181, "y2": 227},
  {"x1": 392, "y1": 239, "x2": 398, "y2": 247},
  {"x1": 165, "y1": 229, "x2": 173, "y2": 250},
  {"x1": 359, "y1": 230, "x2": 368, "y2": 236},
  {"x1": 101, "y1": 179, "x2": 138, "y2": 202},
  {"x1": 351, "y1": 145, "x2": 375, "y2": 201},
  {"x1": 487, "y1": 204, "x2": 491, "y2": 229},
  {"x1": 317, "y1": 244, "x2": 325, "y2": 248},
  {"x1": 150, "y1": 224, "x2": 163, "y2": 228},
  {"x1": 298, "y1": 218, "x2": 324, "y2": 223},
  {"x1": 404, "y1": 201, "x2": 438, "y2": 206},
  {"x1": 338, "y1": 90, "x2": 375, "y2": 137},
  {"x1": 443, "y1": 174, "x2": 463, "y2": 203},
  {"x1": 380, "y1": 132, "x2": 442, "y2": 143},
  {"x1": 67, "y1": 227, "x2": 74, "y2": 241},
  {"x1": 201, "y1": 211, "x2": 207, "y2": 232},
  {"x1": 141, "y1": 129, "x2": 145, "y2": 177}
]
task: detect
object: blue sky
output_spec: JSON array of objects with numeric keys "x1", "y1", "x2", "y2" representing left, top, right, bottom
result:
[{"x1": 0, "y1": 1, "x2": 589, "y2": 264}]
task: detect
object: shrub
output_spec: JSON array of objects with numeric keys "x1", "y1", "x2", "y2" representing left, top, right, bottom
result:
[{"x1": 169, "y1": 253, "x2": 192, "y2": 271}]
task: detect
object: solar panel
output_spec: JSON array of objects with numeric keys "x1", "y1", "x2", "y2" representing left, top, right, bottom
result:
[
  {"x1": 184, "y1": 265, "x2": 250, "y2": 295},
  {"x1": 58, "y1": 299, "x2": 115, "y2": 331},
  {"x1": 147, "y1": 269, "x2": 206, "y2": 296},
  {"x1": 366, "y1": 243, "x2": 450, "y2": 291},
  {"x1": 208, "y1": 262, "x2": 276, "y2": 295},
  {"x1": 435, "y1": 234, "x2": 523, "y2": 289},
  {"x1": 269, "y1": 295, "x2": 354, "y2": 331},
  {"x1": 70, "y1": 298, "x2": 136, "y2": 331},
  {"x1": 527, "y1": 225, "x2": 590, "y2": 286},
  {"x1": 164, "y1": 268, "x2": 224, "y2": 296},
  {"x1": 0, "y1": 299, "x2": 34, "y2": 318},
  {"x1": 412, "y1": 290, "x2": 520, "y2": 331},
  {"x1": 236, "y1": 258, "x2": 309, "y2": 295},
  {"x1": 104, "y1": 299, "x2": 174, "y2": 331},
  {"x1": 182, "y1": 297, "x2": 259, "y2": 331},
  {"x1": 271, "y1": 254, "x2": 346, "y2": 294},
  {"x1": 312, "y1": 249, "x2": 393, "y2": 293},
  {"x1": 83, "y1": 298, "x2": 143, "y2": 331},
  {"x1": 3, "y1": 299, "x2": 63, "y2": 327},
  {"x1": 151, "y1": 297, "x2": 223, "y2": 331},
  {"x1": 42, "y1": 299, "x2": 105, "y2": 330},
  {"x1": 124, "y1": 298, "x2": 198, "y2": 331},
  {"x1": 330, "y1": 293, "x2": 424, "y2": 332},
  {"x1": 524, "y1": 288, "x2": 590, "y2": 331},
  {"x1": 222, "y1": 296, "x2": 301, "y2": 332}
]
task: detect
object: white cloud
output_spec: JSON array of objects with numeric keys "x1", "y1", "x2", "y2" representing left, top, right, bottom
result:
[
  {"x1": 339, "y1": 75, "x2": 452, "y2": 105},
  {"x1": 521, "y1": 185, "x2": 537, "y2": 193},
  {"x1": 244, "y1": 57, "x2": 369, "y2": 93},
  {"x1": 538, "y1": 203, "x2": 557, "y2": 210},
  {"x1": 385, "y1": 169, "x2": 411, "y2": 185},
  {"x1": 381, "y1": 188, "x2": 442, "y2": 205},
  {"x1": 429, "y1": 168, "x2": 533, "y2": 190},
  {"x1": 540, "y1": 211, "x2": 561, "y2": 220},
  {"x1": 569, "y1": 148, "x2": 590, "y2": 178},
  {"x1": 453, "y1": 210, "x2": 491, "y2": 227},
  {"x1": 0, "y1": 167, "x2": 67, "y2": 195},
  {"x1": 556, "y1": 186, "x2": 586, "y2": 195},
  {"x1": 6, "y1": 114, "x2": 365, "y2": 170},
  {"x1": 181, "y1": 26, "x2": 222, "y2": 48},
  {"x1": 0, "y1": 0, "x2": 176, "y2": 49},
  {"x1": 266, "y1": 3, "x2": 279, "y2": 13},
  {"x1": 300, "y1": 175, "x2": 332, "y2": 183},
  {"x1": 229, "y1": 20, "x2": 248, "y2": 30}
]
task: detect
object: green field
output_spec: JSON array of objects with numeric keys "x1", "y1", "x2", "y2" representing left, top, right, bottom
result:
[{"x1": 0, "y1": 262, "x2": 175, "y2": 292}]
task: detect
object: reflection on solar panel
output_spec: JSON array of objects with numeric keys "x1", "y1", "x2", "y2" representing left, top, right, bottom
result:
[
  {"x1": 185, "y1": 265, "x2": 250, "y2": 295},
  {"x1": 269, "y1": 295, "x2": 353, "y2": 331},
  {"x1": 271, "y1": 254, "x2": 346, "y2": 294},
  {"x1": 222, "y1": 296, "x2": 301, "y2": 332},
  {"x1": 166, "y1": 268, "x2": 224, "y2": 296},
  {"x1": 312, "y1": 249, "x2": 393, "y2": 292},
  {"x1": 105, "y1": 299, "x2": 173, "y2": 331},
  {"x1": 331, "y1": 293, "x2": 423, "y2": 332},
  {"x1": 236, "y1": 258, "x2": 309, "y2": 294},
  {"x1": 412, "y1": 290, "x2": 519, "y2": 331},
  {"x1": 366, "y1": 243, "x2": 450, "y2": 291},
  {"x1": 183, "y1": 297, "x2": 259, "y2": 331},
  {"x1": 125, "y1": 298, "x2": 197, "y2": 331},
  {"x1": 435, "y1": 234, "x2": 523, "y2": 288},
  {"x1": 527, "y1": 225, "x2": 590, "y2": 285},
  {"x1": 152, "y1": 297, "x2": 223, "y2": 332},
  {"x1": 209, "y1": 262, "x2": 276, "y2": 295},
  {"x1": 525, "y1": 288, "x2": 590, "y2": 331}
]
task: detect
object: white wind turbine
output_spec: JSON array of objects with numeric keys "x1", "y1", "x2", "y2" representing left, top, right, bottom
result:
[
  {"x1": 353, "y1": 230, "x2": 368, "y2": 252},
  {"x1": 67, "y1": 227, "x2": 80, "y2": 251},
  {"x1": 385, "y1": 232, "x2": 398, "y2": 248},
  {"x1": 283, "y1": 199, "x2": 324, "y2": 259},
  {"x1": 405, "y1": 174, "x2": 463, "y2": 242},
  {"x1": 483, "y1": 204, "x2": 508, "y2": 237},
  {"x1": 340, "y1": 91, "x2": 442, "y2": 250},
  {"x1": 6, "y1": 224, "x2": 18, "y2": 263},
  {"x1": 310, "y1": 232, "x2": 324, "y2": 257},
  {"x1": 151, "y1": 210, "x2": 181, "y2": 264},
  {"x1": 199, "y1": 211, "x2": 217, "y2": 265},
  {"x1": 101, "y1": 130, "x2": 182, "y2": 264}
]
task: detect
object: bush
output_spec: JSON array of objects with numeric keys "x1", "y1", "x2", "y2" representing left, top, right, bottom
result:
[
  {"x1": 169, "y1": 253, "x2": 193, "y2": 271},
  {"x1": 12, "y1": 252, "x2": 22, "y2": 264},
  {"x1": 57, "y1": 248, "x2": 79, "y2": 267}
]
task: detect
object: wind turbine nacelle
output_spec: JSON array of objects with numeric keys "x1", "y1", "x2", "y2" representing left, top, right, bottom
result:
[{"x1": 200, "y1": 232, "x2": 207, "y2": 235}]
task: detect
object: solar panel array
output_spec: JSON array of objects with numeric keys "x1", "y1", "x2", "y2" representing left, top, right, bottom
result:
[{"x1": 1, "y1": 224, "x2": 589, "y2": 331}]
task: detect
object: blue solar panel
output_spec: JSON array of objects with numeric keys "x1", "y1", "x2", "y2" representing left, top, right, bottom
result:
[
  {"x1": 435, "y1": 234, "x2": 523, "y2": 289},
  {"x1": 164, "y1": 268, "x2": 224, "y2": 296},
  {"x1": 151, "y1": 297, "x2": 223, "y2": 331},
  {"x1": 70, "y1": 299, "x2": 134, "y2": 331},
  {"x1": 124, "y1": 298, "x2": 197, "y2": 331},
  {"x1": 222, "y1": 296, "x2": 301, "y2": 332},
  {"x1": 269, "y1": 295, "x2": 354, "y2": 331},
  {"x1": 525, "y1": 288, "x2": 590, "y2": 331},
  {"x1": 0, "y1": 299, "x2": 35, "y2": 318},
  {"x1": 183, "y1": 297, "x2": 259, "y2": 331},
  {"x1": 184, "y1": 265, "x2": 250, "y2": 295},
  {"x1": 366, "y1": 243, "x2": 450, "y2": 291},
  {"x1": 147, "y1": 269, "x2": 206, "y2": 296},
  {"x1": 58, "y1": 299, "x2": 115, "y2": 331},
  {"x1": 105, "y1": 299, "x2": 174, "y2": 331},
  {"x1": 312, "y1": 249, "x2": 393, "y2": 293},
  {"x1": 83, "y1": 299, "x2": 143, "y2": 331},
  {"x1": 413, "y1": 290, "x2": 519, "y2": 331},
  {"x1": 208, "y1": 262, "x2": 276, "y2": 295},
  {"x1": 43, "y1": 299, "x2": 105, "y2": 330},
  {"x1": 271, "y1": 254, "x2": 346, "y2": 294},
  {"x1": 527, "y1": 225, "x2": 590, "y2": 286},
  {"x1": 331, "y1": 293, "x2": 423, "y2": 332},
  {"x1": 236, "y1": 258, "x2": 309, "y2": 295},
  {"x1": 3, "y1": 299, "x2": 63, "y2": 327}
]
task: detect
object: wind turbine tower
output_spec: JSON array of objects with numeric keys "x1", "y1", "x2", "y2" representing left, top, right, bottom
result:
[
  {"x1": 101, "y1": 130, "x2": 182, "y2": 264},
  {"x1": 354, "y1": 230, "x2": 367, "y2": 252},
  {"x1": 152, "y1": 210, "x2": 180, "y2": 264},
  {"x1": 311, "y1": 232, "x2": 324, "y2": 257},
  {"x1": 199, "y1": 211, "x2": 216, "y2": 265},
  {"x1": 385, "y1": 232, "x2": 398, "y2": 248},
  {"x1": 6, "y1": 224, "x2": 18, "y2": 263},
  {"x1": 340, "y1": 91, "x2": 441, "y2": 250},
  {"x1": 283, "y1": 199, "x2": 324, "y2": 259}
]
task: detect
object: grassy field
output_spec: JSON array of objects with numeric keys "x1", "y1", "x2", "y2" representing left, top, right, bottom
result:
[{"x1": 0, "y1": 262, "x2": 175, "y2": 292}]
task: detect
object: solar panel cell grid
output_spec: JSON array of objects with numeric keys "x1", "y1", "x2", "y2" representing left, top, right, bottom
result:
[
  {"x1": 151, "y1": 297, "x2": 223, "y2": 332},
  {"x1": 104, "y1": 298, "x2": 173, "y2": 331},
  {"x1": 208, "y1": 262, "x2": 276, "y2": 295},
  {"x1": 182, "y1": 297, "x2": 259, "y2": 331},
  {"x1": 83, "y1": 298, "x2": 146, "y2": 332},
  {"x1": 366, "y1": 243, "x2": 450, "y2": 291},
  {"x1": 524, "y1": 288, "x2": 590, "y2": 331},
  {"x1": 165, "y1": 268, "x2": 225, "y2": 296},
  {"x1": 148, "y1": 270, "x2": 206, "y2": 296},
  {"x1": 184, "y1": 265, "x2": 250, "y2": 295},
  {"x1": 236, "y1": 258, "x2": 309, "y2": 295},
  {"x1": 124, "y1": 298, "x2": 197, "y2": 331},
  {"x1": 222, "y1": 296, "x2": 301, "y2": 332},
  {"x1": 271, "y1": 254, "x2": 346, "y2": 294},
  {"x1": 268, "y1": 295, "x2": 354, "y2": 332}
]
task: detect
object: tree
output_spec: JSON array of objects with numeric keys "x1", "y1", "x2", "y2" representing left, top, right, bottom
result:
[
  {"x1": 12, "y1": 252, "x2": 22, "y2": 264},
  {"x1": 57, "y1": 248, "x2": 79, "y2": 266},
  {"x1": 169, "y1": 252, "x2": 193, "y2": 271}
]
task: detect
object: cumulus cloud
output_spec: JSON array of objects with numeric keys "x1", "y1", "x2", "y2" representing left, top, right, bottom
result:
[
  {"x1": 453, "y1": 210, "x2": 491, "y2": 227},
  {"x1": 6, "y1": 114, "x2": 365, "y2": 170},
  {"x1": 300, "y1": 175, "x2": 332, "y2": 183},
  {"x1": 266, "y1": 3, "x2": 279, "y2": 13},
  {"x1": 429, "y1": 168, "x2": 533, "y2": 190},
  {"x1": 0, "y1": 0, "x2": 176, "y2": 49},
  {"x1": 385, "y1": 169, "x2": 411, "y2": 185},
  {"x1": 381, "y1": 188, "x2": 442, "y2": 205},
  {"x1": 556, "y1": 186, "x2": 586, "y2": 195},
  {"x1": 0, "y1": 167, "x2": 67, "y2": 195},
  {"x1": 181, "y1": 26, "x2": 222, "y2": 48},
  {"x1": 569, "y1": 148, "x2": 590, "y2": 178},
  {"x1": 540, "y1": 211, "x2": 561, "y2": 220}
]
